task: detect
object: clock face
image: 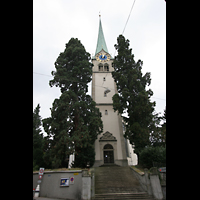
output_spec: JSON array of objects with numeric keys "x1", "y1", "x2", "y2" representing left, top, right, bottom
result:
[{"x1": 96, "y1": 52, "x2": 111, "y2": 62}]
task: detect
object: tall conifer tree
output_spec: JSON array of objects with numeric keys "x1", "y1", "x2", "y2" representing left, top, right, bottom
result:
[
  {"x1": 33, "y1": 104, "x2": 44, "y2": 169},
  {"x1": 112, "y1": 35, "x2": 155, "y2": 155},
  {"x1": 43, "y1": 38, "x2": 103, "y2": 168}
]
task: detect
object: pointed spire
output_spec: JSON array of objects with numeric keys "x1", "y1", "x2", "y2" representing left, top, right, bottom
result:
[{"x1": 95, "y1": 16, "x2": 109, "y2": 55}]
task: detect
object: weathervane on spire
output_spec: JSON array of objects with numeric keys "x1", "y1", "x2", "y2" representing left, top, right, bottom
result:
[{"x1": 99, "y1": 11, "x2": 101, "y2": 18}]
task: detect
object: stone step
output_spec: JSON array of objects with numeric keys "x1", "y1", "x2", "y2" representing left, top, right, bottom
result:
[
  {"x1": 92, "y1": 192, "x2": 154, "y2": 200},
  {"x1": 94, "y1": 166, "x2": 155, "y2": 199},
  {"x1": 95, "y1": 166, "x2": 144, "y2": 194}
]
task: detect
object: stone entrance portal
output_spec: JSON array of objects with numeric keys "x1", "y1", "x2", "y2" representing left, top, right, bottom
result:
[{"x1": 103, "y1": 144, "x2": 114, "y2": 164}]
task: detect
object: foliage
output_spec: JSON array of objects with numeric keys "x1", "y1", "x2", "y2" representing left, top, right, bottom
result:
[
  {"x1": 72, "y1": 145, "x2": 95, "y2": 168},
  {"x1": 49, "y1": 37, "x2": 92, "y2": 94},
  {"x1": 112, "y1": 35, "x2": 156, "y2": 155},
  {"x1": 33, "y1": 160, "x2": 39, "y2": 171},
  {"x1": 160, "y1": 107, "x2": 166, "y2": 144},
  {"x1": 33, "y1": 104, "x2": 44, "y2": 169},
  {"x1": 139, "y1": 146, "x2": 166, "y2": 169},
  {"x1": 150, "y1": 107, "x2": 166, "y2": 147},
  {"x1": 42, "y1": 38, "x2": 103, "y2": 169}
]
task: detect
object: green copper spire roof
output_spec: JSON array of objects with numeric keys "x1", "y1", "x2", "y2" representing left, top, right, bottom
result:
[{"x1": 95, "y1": 17, "x2": 109, "y2": 55}]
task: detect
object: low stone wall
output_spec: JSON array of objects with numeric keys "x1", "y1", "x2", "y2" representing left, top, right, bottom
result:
[
  {"x1": 160, "y1": 172, "x2": 166, "y2": 199},
  {"x1": 33, "y1": 169, "x2": 91, "y2": 200},
  {"x1": 130, "y1": 167, "x2": 164, "y2": 200},
  {"x1": 130, "y1": 167, "x2": 153, "y2": 196}
]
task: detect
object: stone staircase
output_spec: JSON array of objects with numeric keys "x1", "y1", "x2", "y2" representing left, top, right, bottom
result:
[
  {"x1": 93, "y1": 193, "x2": 153, "y2": 200},
  {"x1": 92, "y1": 165, "x2": 154, "y2": 200}
]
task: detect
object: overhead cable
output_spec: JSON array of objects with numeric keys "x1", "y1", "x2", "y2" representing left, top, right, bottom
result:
[
  {"x1": 33, "y1": 71, "x2": 165, "y2": 101},
  {"x1": 122, "y1": 0, "x2": 137, "y2": 35}
]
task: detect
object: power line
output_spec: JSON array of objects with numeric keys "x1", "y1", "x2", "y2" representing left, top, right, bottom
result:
[
  {"x1": 33, "y1": 71, "x2": 165, "y2": 101},
  {"x1": 122, "y1": 0, "x2": 137, "y2": 35},
  {"x1": 33, "y1": 71, "x2": 90, "y2": 85},
  {"x1": 151, "y1": 97, "x2": 166, "y2": 101},
  {"x1": 101, "y1": 69, "x2": 109, "y2": 86},
  {"x1": 113, "y1": 0, "x2": 136, "y2": 57},
  {"x1": 33, "y1": 71, "x2": 52, "y2": 77}
]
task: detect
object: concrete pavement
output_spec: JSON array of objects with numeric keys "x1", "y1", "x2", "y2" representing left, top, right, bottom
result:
[{"x1": 34, "y1": 197, "x2": 69, "y2": 200}]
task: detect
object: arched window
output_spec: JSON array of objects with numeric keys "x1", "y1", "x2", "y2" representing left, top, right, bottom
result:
[
  {"x1": 105, "y1": 110, "x2": 108, "y2": 115},
  {"x1": 99, "y1": 63, "x2": 103, "y2": 71},
  {"x1": 104, "y1": 63, "x2": 109, "y2": 71}
]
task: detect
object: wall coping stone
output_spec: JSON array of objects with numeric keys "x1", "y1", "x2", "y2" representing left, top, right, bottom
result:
[
  {"x1": 130, "y1": 166, "x2": 144, "y2": 176},
  {"x1": 33, "y1": 170, "x2": 82, "y2": 174}
]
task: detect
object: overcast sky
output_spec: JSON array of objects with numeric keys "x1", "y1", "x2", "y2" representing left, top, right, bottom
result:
[{"x1": 33, "y1": 0, "x2": 166, "y2": 124}]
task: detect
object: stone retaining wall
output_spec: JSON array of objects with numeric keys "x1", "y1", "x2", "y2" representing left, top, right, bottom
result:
[
  {"x1": 33, "y1": 169, "x2": 91, "y2": 200},
  {"x1": 130, "y1": 167, "x2": 165, "y2": 200}
]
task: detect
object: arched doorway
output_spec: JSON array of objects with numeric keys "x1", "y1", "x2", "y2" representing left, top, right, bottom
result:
[{"x1": 103, "y1": 144, "x2": 114, "y2": 164}]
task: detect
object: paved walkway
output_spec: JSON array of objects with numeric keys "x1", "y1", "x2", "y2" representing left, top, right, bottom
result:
[{"x1": 34, "y1": 197, "x2": 67, "y2": 200}]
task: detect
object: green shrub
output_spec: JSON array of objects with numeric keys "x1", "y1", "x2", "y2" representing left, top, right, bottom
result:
[{"x1": 139, "y1": 146, "x2": 166, "y2": 169}]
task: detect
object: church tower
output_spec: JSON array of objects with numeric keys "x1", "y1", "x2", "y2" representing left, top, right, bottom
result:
[{"x1": 92, "y1": 17, "x2": 128, "y2": 167}]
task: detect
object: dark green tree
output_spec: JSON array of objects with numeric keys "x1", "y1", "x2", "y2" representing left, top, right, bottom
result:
[
  {"x1": 112, "y1": 35, "x2": 156, "y2": 155},
  {"x1": 139, "y1": 146, "x2": 166, "y2": 169},
  {"x1": 160, "y1": 107, "x2": 166, "y2": 146},
  {"x1": 150, "y1": 107, "x2": 166, "y2": 147},
  {"x1": 43, "y1": 38, "x2": 103, "y2": 168},
  {"x1": 72, "y1": 145, "x2": 96, "y2": 168},
  {"x1": 33, "y1": 104, "x2": 44, "y2": 170}
]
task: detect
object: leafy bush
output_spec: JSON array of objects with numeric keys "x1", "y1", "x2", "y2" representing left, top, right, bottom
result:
[{"x1": 139, "y1": 146, "x2": 166, "y2": 169}]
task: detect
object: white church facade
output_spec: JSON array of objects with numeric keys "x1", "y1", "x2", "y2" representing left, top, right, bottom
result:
[{"x1": 91, "y1": 17, "x2": 137, "y2": 167}]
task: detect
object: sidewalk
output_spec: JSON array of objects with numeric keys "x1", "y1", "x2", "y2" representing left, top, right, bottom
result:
[{"x1": 34, "y1": 197, "x2": 68, "y2": 200}]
